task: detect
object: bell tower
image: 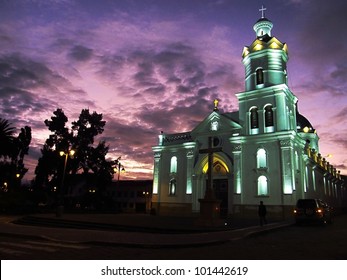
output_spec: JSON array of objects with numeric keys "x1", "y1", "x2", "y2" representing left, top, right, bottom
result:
[
  {"x1": 242, "y1": 6, "x2": 289, "y2": 91},
  {"x1": 236, "y1": 7, "x2": 297, "y2": 135}
]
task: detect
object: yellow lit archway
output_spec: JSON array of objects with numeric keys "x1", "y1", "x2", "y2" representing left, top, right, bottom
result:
[{"x1": 202, "y1": 154, "x2": 229, "y2": 175}]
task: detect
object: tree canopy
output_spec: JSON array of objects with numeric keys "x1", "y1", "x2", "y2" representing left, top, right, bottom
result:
[
  {"x1": 0, "y1": 118, "x2": 32, "y2": 191},
  {"x1": 34, "y1": 108, "x2": 116, "y2": 194},
  {"x1": 0, "y1": 118, "x2": 16, "y2": 158}
]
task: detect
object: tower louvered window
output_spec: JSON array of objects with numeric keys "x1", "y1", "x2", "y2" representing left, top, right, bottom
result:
[
  {"x1": 250, "y1": 108, "x2": 259, "y2": 129},
  {"x1": 265, "y1": 105, "x2": 274, "y2": 127},
  {"x1": 256, "y1": 68, "x2": 264, "y2": 85}
]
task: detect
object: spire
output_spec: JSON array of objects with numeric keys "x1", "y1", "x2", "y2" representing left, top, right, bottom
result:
[{"x1": 253, "y1": 6, "x2": 273, "y2": 38}]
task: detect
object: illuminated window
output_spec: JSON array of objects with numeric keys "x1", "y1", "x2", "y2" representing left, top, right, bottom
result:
[
  {"x1": 170, "y1": 156, "x2": 177, "y2": 173},
  {"x1": 256, "y1": 68, "x2": 264, "y2": 85},
  {"x1": 169, "y1": 178, "x2": 176, "y2": 195},
  {"x1": 257, "y1": 148, "x2": 267, "y2": 168},
  {"x1": 250, "y1": 107, "x2": 259, "y2": 129},
  {"x1": 257, "y1": 176, "x2": 268, "y2": 196}
]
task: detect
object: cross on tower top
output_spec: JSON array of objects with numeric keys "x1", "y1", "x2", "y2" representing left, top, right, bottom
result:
[{"x1": 259, "y1": 5, "x2": 266, "y2": 18}]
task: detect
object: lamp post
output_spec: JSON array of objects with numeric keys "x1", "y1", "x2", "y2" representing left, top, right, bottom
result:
[
  {"x1": 56, "y1": 149, "x2": 75, "y2": 217},
  {"x1": 15, "y1": 172, "x2": 21, "y2": 189},
  {"x1": 114, "y1": 157, "x2": 125, "y2": 183},
  {"x1": 143, "y1": 191, "x2": 150, "y2": 213},
  {"x1": 113, "y1": 157, "x2": 125, "y2": 212}
]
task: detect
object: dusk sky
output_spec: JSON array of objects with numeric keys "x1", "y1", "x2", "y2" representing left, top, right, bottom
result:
[{"x1": 1, "y1": 0, "x2": 346, "y2": 181}]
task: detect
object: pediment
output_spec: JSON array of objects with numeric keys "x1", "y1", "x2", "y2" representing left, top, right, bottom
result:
[{"x1": 191, "y1": 111, "x2": 241, "y2": 135}]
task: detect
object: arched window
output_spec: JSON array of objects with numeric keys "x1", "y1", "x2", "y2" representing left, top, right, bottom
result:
[
  {"x1": 257, "y1": 148, "x2": 267, "y2": 169},
  {"x1": 169, "y1": 178, "x2": 176, "y2": 195},
  {"x1": 256, "y1": 68, "x2": 264, "y2": 85},
  {"x1": 170, "y1": 156, "x2": 177, "y2": 173},
  {"x1": 264, "y1": 105, "x2": 274, "y2": 127},
  {"x1": 250, "y1": 107, "x2": 259, "y2": 129},
  {"x1": 257, "y1": 175, "x2": 268, "y2": 196}
]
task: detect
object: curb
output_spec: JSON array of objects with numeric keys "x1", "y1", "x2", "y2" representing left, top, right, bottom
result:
[
  {"x1": 13, "y1": 216, "x2": 229, "y2": 234},
  {"x1": 85, "y1": 238, "x2": 230, "y2": 249}
]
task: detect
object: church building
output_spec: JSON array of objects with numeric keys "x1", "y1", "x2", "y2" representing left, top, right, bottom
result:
[{"x1": 151, "y1": 11, "x2": 345, "y2": 220}]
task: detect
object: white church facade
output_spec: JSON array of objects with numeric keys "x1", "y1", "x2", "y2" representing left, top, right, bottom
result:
[{"x1": 151, "y1": 13, "x2": 345, "y2": 220}]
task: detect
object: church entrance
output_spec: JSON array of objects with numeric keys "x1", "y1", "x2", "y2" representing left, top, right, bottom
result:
[
  {"x1": 196, "y1": 154, "x2": 232, "y2": 217},
  {"x1": 213, "y1": 179, "x2": 228, "y2": 217}
]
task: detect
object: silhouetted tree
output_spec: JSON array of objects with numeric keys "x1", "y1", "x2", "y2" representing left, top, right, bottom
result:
[
  {"x1": 0, "y1": 118, "x2": 16, "y2": 158},
  {"x1": 34, "y1": 109, "x2": 115, "y2": 203},
  {"x1": 34, "y1": 109, "x2": 70, "y2": 189},
  {"x1": 12, "y1": 126, "x2": 32, "y2": 176},
  {"x1": 0, "y1": 118, "x2": 32, "y2": 191}
]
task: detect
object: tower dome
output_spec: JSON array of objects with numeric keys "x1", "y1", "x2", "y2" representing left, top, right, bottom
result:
[{"x1": 253, "y1": 17, "x2": 273, "y2": 38}]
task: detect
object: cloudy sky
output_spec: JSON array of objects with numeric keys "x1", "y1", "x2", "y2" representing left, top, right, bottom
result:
[{"x1": 0, "y1": 0, "x2": 346, "y2": 181}]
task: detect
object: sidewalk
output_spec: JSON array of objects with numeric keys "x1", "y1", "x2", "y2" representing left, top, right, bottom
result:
[{"x1": 0, "y1": 213, "x2": 293, "y2": 248}]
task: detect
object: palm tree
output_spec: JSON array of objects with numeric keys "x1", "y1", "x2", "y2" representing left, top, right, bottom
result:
[{"x1": 0, "y1": 118, "x2": 16, "y2": 158}]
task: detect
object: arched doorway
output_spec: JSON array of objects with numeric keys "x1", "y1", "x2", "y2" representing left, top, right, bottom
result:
[{"x1": 194, "y1": 154, "x2": 232, "y2": 217}]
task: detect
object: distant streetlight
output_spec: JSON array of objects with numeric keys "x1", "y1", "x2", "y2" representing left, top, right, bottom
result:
[
  {"x1": 114, "y1": 157, "x2": 125, "y2": 182},
  {"x1": 14, "y1": 172, "x2": 21, "y2": 189},
  {"x1": 143, "y1": 191, "x2": 150, "y2": 213},
  {"x1": 2, "y1": 182, "x2": 8, "y2": 192},
  {"x1": 57, "y1": 149, "x2": 75, "y2": 217}
]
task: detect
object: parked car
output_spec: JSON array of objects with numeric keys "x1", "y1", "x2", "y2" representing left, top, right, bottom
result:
[{"x1": 294, "y1": 199, "x2": 333, "y2": 225}]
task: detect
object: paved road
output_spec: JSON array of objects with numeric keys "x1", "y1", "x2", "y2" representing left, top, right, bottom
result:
[
  {"x1": 1, "y1": 214, "x2": 347, "y2": 259},
  {"x1": 0, "y1": 236, "x2": 90, "y2": 259},
  {"x1": 94, "y1": 216, "x2": 347, "y2": 260}
]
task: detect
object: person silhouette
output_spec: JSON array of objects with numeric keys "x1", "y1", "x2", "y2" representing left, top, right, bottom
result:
[{"x1": 258, "y1": 201, "x2": 267, "y2": 226}]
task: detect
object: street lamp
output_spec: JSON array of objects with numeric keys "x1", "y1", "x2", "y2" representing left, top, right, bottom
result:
[
  {"x1": 60, "y1": 149, "x2": 75, "y2": 192},
  {"x1": 113, "y1": 157, "x2": 125, "y2": 182},
  {"x1": 143, "y1": 191, "x2": 150, "y2": 213},
  {"x1": 2, "y1": 182, "x2": 8, "y2": 192},
  {"x1": 56, "y1": 149, "x2": 75, "y2": 217}
]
